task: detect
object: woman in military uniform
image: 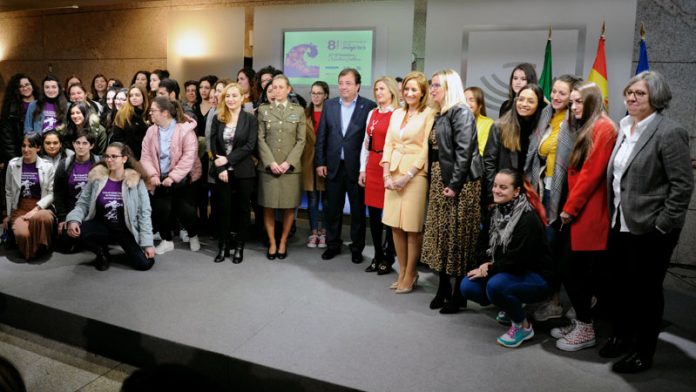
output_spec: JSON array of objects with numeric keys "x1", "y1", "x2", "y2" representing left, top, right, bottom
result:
[{"x1": 257, "y1": 74, "x2": 306, "y2": 259}]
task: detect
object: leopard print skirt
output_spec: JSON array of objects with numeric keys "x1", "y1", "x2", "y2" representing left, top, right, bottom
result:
[{"x1": 422, "y1": 162, "x2": 481, "y2": 276}]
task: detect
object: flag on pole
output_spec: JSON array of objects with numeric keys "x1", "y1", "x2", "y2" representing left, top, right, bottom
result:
[
  {"x1": 538, "y1": 26, "x2": 553, "y2": 101},
  {"x1": 635, "y1": 22, "x2": 650, "y2": 74},
  {"x1": 588, "y1": 22, "x2": 609, "y2": 109}
]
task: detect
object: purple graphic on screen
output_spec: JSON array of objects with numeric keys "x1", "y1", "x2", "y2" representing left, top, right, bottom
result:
[{"x1": 285, "y1": 44, "x2": 320, "y2": 77}]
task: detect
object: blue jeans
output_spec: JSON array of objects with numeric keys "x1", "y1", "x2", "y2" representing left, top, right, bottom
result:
[
  {"x1": 306, "y1": 190, "x2": 326, "y2": 232},
  {"x1": 460, "y1": 272, "x2": 551, "y2": 324}
]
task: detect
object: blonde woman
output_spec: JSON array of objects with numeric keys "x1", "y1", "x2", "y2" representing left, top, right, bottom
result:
[
  {"x1": 381, "y1": 71, "x2": 435, "y2": 293},
  {"x1": 423, "y1": 69, "x2": 482, "y2": 312}
]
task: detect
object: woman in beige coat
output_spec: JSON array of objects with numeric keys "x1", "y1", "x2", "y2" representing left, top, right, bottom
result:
[
  {"x1": 257, "y1": 75, "x2": 306, "y2": 259},
  {"x1": 382, "y1": 71, "x2": 435, "y2": 293}
]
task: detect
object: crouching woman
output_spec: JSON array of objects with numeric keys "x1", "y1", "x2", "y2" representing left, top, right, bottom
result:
[
  {"x1": 66, "y1": 142, "x2": 155, "y2": 271},
  {"x1": 460, "y1": 169, "x2": 555, "y2": 348}
]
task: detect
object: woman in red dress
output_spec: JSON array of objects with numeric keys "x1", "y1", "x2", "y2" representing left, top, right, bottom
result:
[{"x1": 359, "y1": 76, "x2": 400, "y2": 274}]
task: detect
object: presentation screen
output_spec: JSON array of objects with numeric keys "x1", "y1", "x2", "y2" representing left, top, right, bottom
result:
[{"x1": 282, "y1": 29, "x2": 374, "y2": 86}]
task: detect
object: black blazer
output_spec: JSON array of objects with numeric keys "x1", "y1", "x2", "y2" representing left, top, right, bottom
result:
[
  {"x1": 314, "y1": 95, "x2": 376, "y2": 181},
  {"x1": 209, "y1": 110, "x2": 258, "y2": 179}
]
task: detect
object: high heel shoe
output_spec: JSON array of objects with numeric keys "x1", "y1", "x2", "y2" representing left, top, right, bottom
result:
[
  {"x1": 389, "y1": 281, "x2": 399, "y2": 289},
  {"x1": 395, "y1": 274, "x2": 419, "y2": 294},
  {"x1": 276, "y1": 244, "x2": 287, "y2": 260},
  {"x1": 266, "y1": 247, "x2": 277, "y2": 260},
  {"x1": 232, "y1": 242, "x2": 244, "y2": 264}
]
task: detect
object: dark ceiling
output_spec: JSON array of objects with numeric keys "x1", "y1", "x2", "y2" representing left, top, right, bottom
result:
[{"x1": 0, "y1": 1, "x2": 157, "y2": 13}]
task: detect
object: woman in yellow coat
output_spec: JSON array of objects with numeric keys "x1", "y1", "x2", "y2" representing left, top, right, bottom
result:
[
  {"x1": 381, "y1": 71, "x2": 435, "y2": 293},
  {"x1": 257, "y1": 75, "x2": 306, "y2": 259}
]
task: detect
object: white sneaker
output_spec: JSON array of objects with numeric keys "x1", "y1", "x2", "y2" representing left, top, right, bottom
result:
[
  {"x1": 533, "y1": 301, "x2": 563, "y2": 321},
  {"x1": 155, "y1": 240, "x2": 174, "y2": 255},
  {"x1": 153, "y1": 232, "x2": 162, "y2": 241},
  {"x1": 189, "y1": 235, "x2": 200, "y2": 252},
  {"x1": 179, "y1": 229, "x2": 190, "y2": 242},
  {"x1": 556, "y1": 320, "x2": 596, "y2": 351}
]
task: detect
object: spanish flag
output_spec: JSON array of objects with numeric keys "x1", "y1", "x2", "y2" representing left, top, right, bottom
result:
[{"x1": 588, "y1": 23, "x2": 609, "y2": 109}]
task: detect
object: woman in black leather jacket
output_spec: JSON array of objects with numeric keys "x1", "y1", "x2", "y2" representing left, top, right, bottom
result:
[{"x1": 422, "y1": 69, "x2": 483, "y2": 314}]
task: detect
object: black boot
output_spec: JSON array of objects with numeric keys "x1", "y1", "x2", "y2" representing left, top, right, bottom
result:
[
  {"x1": 94, "y1": 248, "x2": 110, "y2": 271},
  {"x1": 430, "y1": 271, "x2": 452, "y2": 309},
  {"x1": 214, "y1": 241, "x2": 227, "y2": 263},
  {"x1": 232, "y1": 242, "x2": 244, "y2": 264},
  {"x1": 440, "y1": 276, "x2": 467, "y2": 314}
]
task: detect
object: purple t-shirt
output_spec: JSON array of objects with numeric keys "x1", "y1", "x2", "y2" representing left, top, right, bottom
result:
[
  {"x1": 67, "y1": 160, "x2": 92, "y2": 210},
  {"x1": 96, "y1": 179, "x2": 124, "y2": 225},
  {"x1": 41, "y1": 102, "x2": 58, "y2": 132},
  {"x1": 20, "y1": 162, "x2": 41, "y2": 199}
]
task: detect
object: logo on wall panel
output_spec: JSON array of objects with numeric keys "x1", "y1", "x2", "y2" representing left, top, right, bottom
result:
[{"x1": 285, "y1": 44, "x2": 320, "y2": 78}]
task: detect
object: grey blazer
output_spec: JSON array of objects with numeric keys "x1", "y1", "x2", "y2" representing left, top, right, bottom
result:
[
  {"x1": 607, "y1": 113, "x2": 693, "y2": 235},
  {"x1": 5, "y1": 156, "x2": 55, "y2": 217}
]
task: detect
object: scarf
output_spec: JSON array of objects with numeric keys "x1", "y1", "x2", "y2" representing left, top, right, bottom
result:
[{"x1": 488, "y1": 193, "x2": 532, "y2": 260}]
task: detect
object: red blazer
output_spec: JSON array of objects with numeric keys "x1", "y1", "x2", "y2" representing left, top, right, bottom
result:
[{"x1": 563, "y1": 116, "x2": 617, "y2": 251}]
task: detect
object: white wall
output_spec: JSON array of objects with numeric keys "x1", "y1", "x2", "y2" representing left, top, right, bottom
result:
[
  {"x1": 425, "y1": 0, "x2": 637, "y2": 120},
  {"x1": 254, "y1": 0, "x2": 414, "y2": 98},
  {"x1": 167, "y1": 7, "x2": 246, "y2": 82}
]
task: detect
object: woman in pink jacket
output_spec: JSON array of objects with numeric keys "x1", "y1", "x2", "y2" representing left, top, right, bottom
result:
[{"x1": 140, "y1": 96, "x2": 202, "y2": 255}]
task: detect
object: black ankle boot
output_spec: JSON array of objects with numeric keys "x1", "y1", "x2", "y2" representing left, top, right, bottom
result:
[
  {"x1": 430, "y1": 271, "x2": 452, "y2": 309},
  {"x1": 232, "y1": 242, "x2": 244, "y2": 264},
  {"x1": 214, "y1": 240, "x2": 229, "y2": 263},
  {"x1": 94, "y1": 249, "x2": 110, "y2": 271},
  {"x1": 440, "y1": 277, "x2": 467, "y2": 314}
]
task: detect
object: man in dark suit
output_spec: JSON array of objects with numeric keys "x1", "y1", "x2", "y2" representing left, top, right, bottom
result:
[
  {"x1": 602, "y1": 71, "x2": 693, "y2": 374},
  {"x1": 315, "y1": 68, "x2": 377, "y2": 263}
]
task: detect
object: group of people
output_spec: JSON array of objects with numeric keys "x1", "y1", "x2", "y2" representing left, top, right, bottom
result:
[{"x1": 0, "y1": 63, "x2": 691, "y2": 374}]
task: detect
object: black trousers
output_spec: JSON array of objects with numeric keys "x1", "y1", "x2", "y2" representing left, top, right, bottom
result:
[
  {"x1": 367, "y1": 206, "x2": 394, "y2": 261},
  {"x1": 606, "y1": 226, "x2": 680, "y2": 360},
  {"x1": 558, "y1": 227, "x2": 604, "y2": 323},
  {"x1": 325, "y1": 161, "x2": 365, "y2": 252},
  {"x1": 151, "y1": 184, "x2": 198, "y2": 241},
  {"x1": 80, "y1": 219, "x2": 154, "y2": 271},
  {"x1": 215, "y1": 175, "x2": 254, "y2": 242}
]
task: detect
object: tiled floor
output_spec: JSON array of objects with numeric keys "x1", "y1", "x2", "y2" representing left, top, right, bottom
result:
[{"x1": 0, "y1": 323, "x2": 136, "y2": 392}]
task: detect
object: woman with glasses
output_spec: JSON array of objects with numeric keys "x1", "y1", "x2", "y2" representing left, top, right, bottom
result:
[
  {"x1": 66, "y1": 142, "x2": 155, "y2": 271},
  {"x1": 358, "y1": 76, "x2": 398, "y2": 274},
  {"x1": 1, "y1": 74, "x2": 38, "y2": 167},
  {"x1": 422, "y1": 69, "x2": 482, "y2": 313},
  {"x1": 140, "y1": 96, "x2": 202, "y2": 255},
  {"x1": 602, "y1": 71, "x2": 693, "y2": 373},
  {"x1": 302, "y1": 81, "x2": 329, "y2": 249}
]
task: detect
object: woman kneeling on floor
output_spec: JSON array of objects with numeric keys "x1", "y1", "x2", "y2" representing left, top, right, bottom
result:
[
  {"x1": 460, "y1": 169, "x2": 555, "y2": 348},
  {"x1": 66, "y1": 142, "x2": 155, "y2": 271}
]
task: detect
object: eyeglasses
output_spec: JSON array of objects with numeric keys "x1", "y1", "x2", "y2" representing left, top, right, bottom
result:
[
  {"x1": 104, "y1": 155, "x2": 123, "y2": 160},
  {"x1": 625, "y1": 89, "x2": 647, "y2": 99},
  {"x1": 310, "y1": 92, "x2": 326, "y2": 96},
  {"x1": 430, "y1": 83, "x2": 442, "y2": 89},
  {"x1": 149, "y1": 109, "x2": 161, "y2": 114}
]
